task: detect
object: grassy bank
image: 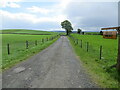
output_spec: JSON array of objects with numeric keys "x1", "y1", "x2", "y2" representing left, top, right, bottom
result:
[
  {"x1": 2, "y1": 33, "x2": 59, "y2": 71},
  {"x1": 68, "y1": 34, "x2": 119, "y2": 88}
]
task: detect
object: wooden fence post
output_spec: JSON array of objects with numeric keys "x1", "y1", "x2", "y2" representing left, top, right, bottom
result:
[
  {"x1": 26, "y1": 41, "x2": 28, "y2": 49},
  {"x1": 35, "y1": 40, "x2": 37, "y2": 46},
  {"x1": 117, "y1": 28, "x2": 120, "y2": 71},
  {"x1": 7, "y1": 43, "x2": 10, "y2": 55},
  {"x1": 117, "y1": 32, "x2": 120, "y2": 87},
  {"x1": 42, "y1": 38, "x2": 44, "y2": 43},
  {"x1": 76, "y1": 39, "x2": 78, "y2": 45},
  {"x1": 73, "y1": 37, "x2": 75, "y2": 44},
  {"x1": 87, "y1": 42, "x2": 89, "y2": 52},
  {"x1": 81, "y1": 40, "x2": 82, "y2": 48},
  {"x1": 100, "y1": 45, "x2": 102, "y2": 59},
  {"x1": 47, "y1": 37, "x2": 48, "y2": 41}
]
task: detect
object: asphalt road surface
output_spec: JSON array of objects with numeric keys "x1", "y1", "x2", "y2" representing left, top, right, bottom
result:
[{"x1": 3, "y1": 36, "x2": 98, "y2": 88}]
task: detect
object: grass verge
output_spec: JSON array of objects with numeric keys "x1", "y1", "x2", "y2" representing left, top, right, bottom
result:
[{"x1": 68, "y1": 36, "x2": 119, "y2": 88}]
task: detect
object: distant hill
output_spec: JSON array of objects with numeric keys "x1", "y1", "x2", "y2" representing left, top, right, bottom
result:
[
  {"x1": 50, "y1": 30, "x2": 99, "y2": 33},
  {"x1": 1, "y1": 29, "x2": 59, "y2": 35},
  {"x1": 1, "y1": 29, "x2": 100, "y2": 35}
]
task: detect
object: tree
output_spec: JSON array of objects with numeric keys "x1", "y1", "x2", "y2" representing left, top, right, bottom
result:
[
  {"x1": 100, "y1": 31, "x2": 103, "y2": 35},
  {"x1": 82, "y1": 32, "x2": 85, "y2": 35},
  {"x1": 77, "y1": 29, "x2": 82, "y2": 34},
  {"x1": 61, "y1": 20, "x2": 73, "y2": 35}
]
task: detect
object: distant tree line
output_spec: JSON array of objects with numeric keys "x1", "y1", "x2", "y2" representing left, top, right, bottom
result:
[
  {"x1": 60, "y1": 20, "x2": 103, "y2": 36},
  {"x1": 77, "y1": 28, "x2": 84, "y2": 35}
]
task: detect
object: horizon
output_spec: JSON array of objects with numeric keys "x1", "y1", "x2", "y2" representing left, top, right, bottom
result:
[{"x1": 0, "y1": 29, "x2": 115, "y2": 32}]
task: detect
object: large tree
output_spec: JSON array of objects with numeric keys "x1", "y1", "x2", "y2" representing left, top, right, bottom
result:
[{"x1": 61, "y1": 20, "x2": 73, "y2": 35}]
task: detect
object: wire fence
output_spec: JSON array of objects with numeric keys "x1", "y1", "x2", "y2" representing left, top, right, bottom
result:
[
  {"x1": 2, "y1": 34, "x2": 60, "y2": 69},
  {"x1": 5, "y1": 35, "x2": 59, "y2": 55},
  {"x1": 69, "y1": 35, "x2": 117, "y2": 68}
]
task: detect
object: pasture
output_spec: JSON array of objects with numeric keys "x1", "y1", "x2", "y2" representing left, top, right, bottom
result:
[
  {"x1": 69, "y1": 34, "x2": 119, "y2": 88},
  {"x1": 1, "y1": 30, "x2": 59, "y2": 70},
  {"x1": 1, "y1": 29, "x2": 58, "y2": 35}
]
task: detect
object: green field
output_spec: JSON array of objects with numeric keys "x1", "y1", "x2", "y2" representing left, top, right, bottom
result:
[
  {"x1": 85, "y1": 32, "x2": 100, "y2": 35},
  {"x1": 1, "y1": 30, "x2": 60, "y2": 71},
  {"x1": 1, "y1": 29, "x2": 58, "y2": 35},
  {"x1": 69, "y1": 34, "x2": 119, "y2": 88}
]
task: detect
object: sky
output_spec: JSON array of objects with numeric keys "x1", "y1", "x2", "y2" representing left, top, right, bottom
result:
[{"x1": 0, "y1": 0, "x2": 119, "y2": 31}]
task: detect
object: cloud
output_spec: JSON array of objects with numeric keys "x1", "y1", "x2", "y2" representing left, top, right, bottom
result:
[
  {"x1": 0, "y1": 0, "x2": 70, "y2": 30},
  {"x1": 0, "y1": 10, "x2": 67, "y2": 30},
  {"x1": 7, "y1": 0, "x2": 119, "y2": 2},
  {"x1": 27, "y1": 6, "x2": 53, "y2": 14},
  {"x1": 59, "y1": 0, "x2": 71, "y2": 9},
  {"x1": 7, "y1": 2, "x2": 20, "y2": 8},
  {"x1": 65, "y1": 2, "x2": 118, "y2": 31},
  {"x1": 1, "y1": 10, "x2": 66, "y2": 23},
  {"x1": 0, "y1": 0, "x2": 21, "y2": 8}
]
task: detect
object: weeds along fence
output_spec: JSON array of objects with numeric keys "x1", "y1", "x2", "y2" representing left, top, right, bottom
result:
[
  {"x1": 5, "y1": 35, "x2": 59, "y2": 55},
  {"x1": 69, "y1": 35, "x2": 118, "y2": 68}
]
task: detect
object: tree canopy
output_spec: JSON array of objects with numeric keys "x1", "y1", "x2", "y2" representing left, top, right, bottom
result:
[
  {"x1": 61, "y1": 20, "x2": 73, "y2": 35},
  {"x1": 77, "y1": 29, "x2": 82, "y2": 34},
  {"x1": 100, "y1": 31, "x2": 103, "y2": 35}
]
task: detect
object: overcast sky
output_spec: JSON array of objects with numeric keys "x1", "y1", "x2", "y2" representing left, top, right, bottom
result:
[{"x1": 0, "y1": 0, "x2": 119, "y2": 31}]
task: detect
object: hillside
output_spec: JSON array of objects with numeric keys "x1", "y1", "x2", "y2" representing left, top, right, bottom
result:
[{"x1": 1, "y1": 29, "x2": 58, "y2": 35}]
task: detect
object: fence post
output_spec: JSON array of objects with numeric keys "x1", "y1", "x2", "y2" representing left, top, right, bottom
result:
[
  {"x1": 47, "y1": 37, "x2": 48, "y2": 41},
  {"x1": 45, "y1": 38, "x2": 46, "y2": 42},
  {"x1": 87, "y1": 42, "x2": 89, "y2": 52},
  {"x1": 7, "y1": 43, "x2": 10, "y2": 55},
  {"x1": 76, "y1": 39, "x2": 78, "y2": 45},
  {"x1": 42, "y1": 38, "x2": 44, "y2": 43},
  {"x1": 35, "y1": 40, "x2": 37, "y2": 46},
  {"x1": 26, "y1": 41, "x2": 28, "y2": 49},
  {"x1": 74, "y1": 39, "x2": 77, "y2": 45},
  {"x1": 100, "y1": 45, "x2": 102, "y2": 59},
  {"x1": 73, "y1": 38, "x2": 75, "y2": 44},
  {"x1": 80, "y1": 40, "x2": 82, "y2": 48}
]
